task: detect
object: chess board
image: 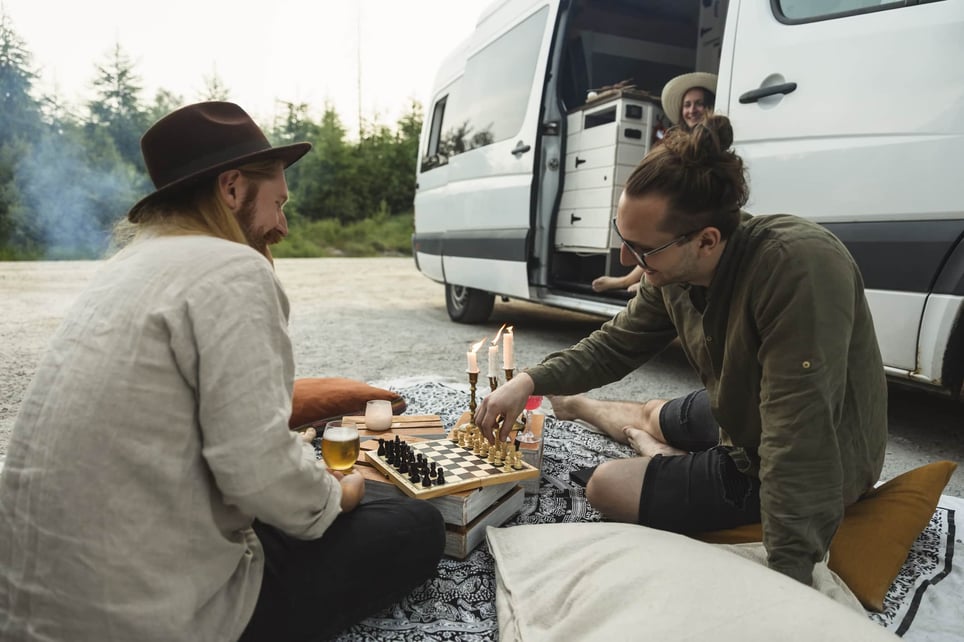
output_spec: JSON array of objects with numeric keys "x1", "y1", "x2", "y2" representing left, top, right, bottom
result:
[{"x1": 365, "y1": 437, "x2": 539, "y2": 499}]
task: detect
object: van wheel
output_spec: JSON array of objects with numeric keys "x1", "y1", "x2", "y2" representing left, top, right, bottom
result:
[{"x1": 445, "y1": 284, "x2": 495, "y2": 324}]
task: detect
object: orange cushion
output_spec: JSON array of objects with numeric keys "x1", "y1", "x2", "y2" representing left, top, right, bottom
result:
[
  {"x1": 694, "y1": 460, "x2": 957, "y2": 611},
  {"x1": 289, "y1": 377, "x2": 405, "y2": 430}
]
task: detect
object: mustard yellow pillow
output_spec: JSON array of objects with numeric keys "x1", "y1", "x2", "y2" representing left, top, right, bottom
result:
[
  {"x1": 695, "y1": 460, "x2": 957, "y2": 611},
  {"x1": 288, "y1": 377, "x2": 405, "y2": 430}
]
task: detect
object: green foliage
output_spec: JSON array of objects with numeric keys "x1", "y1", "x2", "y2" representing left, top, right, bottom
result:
[
  {"x1": 272, "y1": 211, "x2": 414, "y2": 258},
  {"x1": 0, "y1": 15, "x2": 424, "y2": 260}
]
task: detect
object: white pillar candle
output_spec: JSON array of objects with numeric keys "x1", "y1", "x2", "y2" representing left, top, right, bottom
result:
[
  {"x1": 466, "y1": 349, "x2": 479, "y2": 373},
  {"x1": 503, "y1": 328, "x2": 514, "y2": 370},
  {"x1": 488, "y1": 345, "x2": 498, "y2": 376}
]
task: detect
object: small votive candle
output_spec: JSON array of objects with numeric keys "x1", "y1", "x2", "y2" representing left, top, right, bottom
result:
[{"x1": 365, "y1": 399, "x2": 393, "y2": 432}]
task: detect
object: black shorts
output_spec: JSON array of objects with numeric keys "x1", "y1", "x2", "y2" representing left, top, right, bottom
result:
[{"x1": 637, "y1": 389, "x2": 761, "y2": 533}]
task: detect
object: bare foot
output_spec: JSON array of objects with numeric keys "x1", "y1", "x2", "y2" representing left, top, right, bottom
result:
[
  {"x1": 546, "y1": 394, "x2": 586, "y2": 421},
  {"x1": 591, "y1": 276, "x2": 623, "y2": 292},
  {"x1": 623, "y1": 426, "x2": 686, "y2": 457}
]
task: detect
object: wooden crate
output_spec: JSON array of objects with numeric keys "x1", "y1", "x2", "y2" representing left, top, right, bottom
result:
[{"x1": 445, "y1": 486, "x2": 525, "y2": 559}]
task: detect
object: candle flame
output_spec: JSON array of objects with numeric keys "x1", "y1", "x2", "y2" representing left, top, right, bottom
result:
[
  {"x1": 470, "y1": 337, "x2": 487, "y2": 354},
  {"x1": 491, "y1": 323, "x2": 507, "y2": 345},
  {"x1": 506, "y1": 325, "x2": 514, "y2": 336}
]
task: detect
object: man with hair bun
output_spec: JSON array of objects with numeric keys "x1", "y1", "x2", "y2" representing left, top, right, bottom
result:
[{"x1": 477, "y1": 114, "x2": 887, "y2": 587}]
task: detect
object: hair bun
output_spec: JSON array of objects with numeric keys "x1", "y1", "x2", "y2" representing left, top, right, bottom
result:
[{"x1": 663, "y1": 114, "x2": 735, "y2": 167}]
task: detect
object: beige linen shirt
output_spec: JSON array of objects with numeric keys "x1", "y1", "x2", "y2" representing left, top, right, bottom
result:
[{"x1": 0, "y1": 235, "x2": 342, "y2": 641}]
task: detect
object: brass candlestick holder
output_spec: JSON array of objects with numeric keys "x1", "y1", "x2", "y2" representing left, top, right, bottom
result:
[
  {"x1": 504, "y1": 368, "x2": 514, "y2": 381},
  {"x1": 488, "y1": 376, "x2": 499, "y2": 393},
  {"x1": 455, "y1": 371, "x2": 480, "y2": 437}
]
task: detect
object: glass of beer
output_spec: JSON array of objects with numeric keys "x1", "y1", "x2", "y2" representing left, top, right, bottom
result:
[{"x1": 321, "y1": 420, "x2": 360, "y2": 473}]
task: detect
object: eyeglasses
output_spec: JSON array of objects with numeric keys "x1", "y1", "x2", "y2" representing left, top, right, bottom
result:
[{"x1": 611, "y1": 218, "x2": 700, "y2": 270}]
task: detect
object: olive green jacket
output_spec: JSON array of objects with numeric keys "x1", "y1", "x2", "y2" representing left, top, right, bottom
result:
[{"x1": 528, "y1": 213, "x2": 888, "y2": 585}]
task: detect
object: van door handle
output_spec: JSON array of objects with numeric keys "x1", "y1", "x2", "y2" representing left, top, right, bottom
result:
[
  {"x1": 570, "y1": 213, "x2": 582, "y2": 224},
  {"x1": 575, "y1": 156, "x2": 586, "y2": 167},
  {"x1": 739, "y1": 82, "x2": 797, "y2": 104},
  {"x1": 511, "y1": 141, "x2": 532, "y2": 157}
]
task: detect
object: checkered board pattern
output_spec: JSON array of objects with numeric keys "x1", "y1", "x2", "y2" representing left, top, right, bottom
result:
[{"x1": 365, "y1": 438, "x2": 539, "y2": 500}]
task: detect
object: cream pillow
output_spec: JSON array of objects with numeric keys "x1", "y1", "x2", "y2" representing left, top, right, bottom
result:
[{"x1": 486, "y1": 523, "x2": 897, "y2": 642}]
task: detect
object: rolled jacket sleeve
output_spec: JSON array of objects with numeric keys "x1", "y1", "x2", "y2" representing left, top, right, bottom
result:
[
  {"x1": 527, "y1": 284, "x2": 678, "y2": 395},
  {"x1": 752, "y1": 241, "x2": 857, "y2": 585}
]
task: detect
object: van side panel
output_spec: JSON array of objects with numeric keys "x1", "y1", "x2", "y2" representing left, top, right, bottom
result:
[
  {"x1": 720, "y1": 0, "x2": 964, "y2": 384},
  {"x1": 413, "y1": 1, "x2": 558, "y2": 300}
]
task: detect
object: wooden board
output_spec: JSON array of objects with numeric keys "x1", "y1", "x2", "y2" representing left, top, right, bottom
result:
[
  {"x1": 343, "y1": 414, "x2": 448, "y2": 440},
  {"x1": 365, "y1": 437, "x2": 538, "y2": 500}
]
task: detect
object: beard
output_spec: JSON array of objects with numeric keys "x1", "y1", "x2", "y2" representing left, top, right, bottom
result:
[{"x1": 234, "y1": 191, "x2": 280, "y2": 260}]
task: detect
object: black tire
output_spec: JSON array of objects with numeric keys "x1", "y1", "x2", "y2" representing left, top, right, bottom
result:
[{"x1": 445, "y1": 284, "x2": 495, "y2": 324}]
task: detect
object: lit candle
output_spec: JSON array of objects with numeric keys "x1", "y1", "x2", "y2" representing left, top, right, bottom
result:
[
  {"x1": 488, "y1": 344, "x2": 498, "y2": 376},
  {"x1": 466, "y1": 337, "x2": 485, "y2": 373},
  {"x1": 503, "y1": 327, "x2": 514, "y2": 370}
]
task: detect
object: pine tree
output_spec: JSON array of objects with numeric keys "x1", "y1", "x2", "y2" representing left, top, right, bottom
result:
[{"x1": 87, "y1": 43, "x2": 149, "y2": 171}]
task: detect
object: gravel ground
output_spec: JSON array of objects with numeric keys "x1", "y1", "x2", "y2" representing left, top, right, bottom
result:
[{"x1": 2, "y1": 257, "x2": 962, "y2": 495}]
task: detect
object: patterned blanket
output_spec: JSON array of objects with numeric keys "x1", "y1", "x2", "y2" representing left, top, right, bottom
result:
[{"x1": 333, "y1": 381, "x2": 963, "y2": 641}]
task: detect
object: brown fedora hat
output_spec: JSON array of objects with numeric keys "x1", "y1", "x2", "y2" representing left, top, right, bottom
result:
[{"x1": 128, "y1": 101, "x2": 311, "y2": 221}]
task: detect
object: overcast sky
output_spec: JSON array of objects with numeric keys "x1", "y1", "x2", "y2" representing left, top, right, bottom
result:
[{"x1": 3, "y1": 0, "x2": 489, "y2": 133}]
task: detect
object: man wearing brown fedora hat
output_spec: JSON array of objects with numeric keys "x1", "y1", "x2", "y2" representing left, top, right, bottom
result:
[{"x1": 0, "y1": 102, "x2": 445, "y2": 642}]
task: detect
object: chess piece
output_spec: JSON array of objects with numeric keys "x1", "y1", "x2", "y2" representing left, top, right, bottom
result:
[
  {"x1": 377, "y1": 438, "x2": 385, "y2": 456},
  {"x1": 512, "y1": 449, "x2": 524, "y2": 470},
  {"x1": 435, "y1": 468, "x2": 445, "y2": 485}
]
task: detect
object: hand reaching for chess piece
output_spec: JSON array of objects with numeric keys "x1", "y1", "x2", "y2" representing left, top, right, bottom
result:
[{"x1": 476, "y1": 372, "x2": 534, "y2": 443}]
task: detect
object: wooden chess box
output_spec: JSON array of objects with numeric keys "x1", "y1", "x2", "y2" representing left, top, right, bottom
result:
[{"x1": 347, "y1": 413, "x2": 544, "y2": 558}]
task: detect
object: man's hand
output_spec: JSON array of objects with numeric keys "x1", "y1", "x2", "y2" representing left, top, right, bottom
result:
[
  {"x1": 475, "y1": 372, "x2": 535, "y2": 442},
  {"x1": 330, "y1": 470, "x2": 365, "y2": 512}
]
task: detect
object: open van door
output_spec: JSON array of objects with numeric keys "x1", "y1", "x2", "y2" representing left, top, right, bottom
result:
[
  {"x1": 414, "y1": 2, "x2": 558, "y2": 322},
  {"x1": 719, "y1": 0, "x2": 964, "y2": 385}
]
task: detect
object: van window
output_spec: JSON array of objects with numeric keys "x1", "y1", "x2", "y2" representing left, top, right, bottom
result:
[
  {"x1": 421, "y1": 93, "x2": 451, "y2": 171},
  {"x1": 441, "y1": 6, "x2": 550, "y2": 155},
  {"x1": 776, "y1": 0, "x2": 909, "y2": 23}
]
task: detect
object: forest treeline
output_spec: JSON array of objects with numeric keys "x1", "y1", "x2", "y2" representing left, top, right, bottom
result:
[{"x1": 0, "y1": 13, "x2": 421, "y2": 260}]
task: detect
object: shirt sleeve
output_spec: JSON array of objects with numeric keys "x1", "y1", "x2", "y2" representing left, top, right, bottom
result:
[
  {"x1": 527, "y1": 283, "x2": 678, "y2": 395},
  {"x1": 168, "y1": 251, "x2": 342, "y2": 540},
  {"x1": 752, "y1": 239, "x2": 857, "y2": 585}
]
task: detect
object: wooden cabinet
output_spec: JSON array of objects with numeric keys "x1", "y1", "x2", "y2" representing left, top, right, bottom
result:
[{"x1": 555, "y1": 91, "x2": 666, "y2": 252}]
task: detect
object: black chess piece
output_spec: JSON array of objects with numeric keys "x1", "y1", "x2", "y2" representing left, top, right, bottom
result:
[
  {"x1": 377, "y1": 439, "x2": 385, "y2": 456},
  {"x1": 421, "y1": 475, "x2": 432, "y2": 488},
  {"x1": 409, "y1": 469, "x2": 421, "y2": 485},
  {"x1": 398, "y1": 459, "x2": 409, "y2": 474},
  {"x1": 435, "y1": 468, "x2": 445, "y2": 485}
]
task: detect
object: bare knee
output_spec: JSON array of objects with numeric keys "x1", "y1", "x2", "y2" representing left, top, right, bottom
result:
[
  {"x1": 586, "y1": 459, "x2": 647, "y2": 523},
  {"x1": 640, "y1": 399, "x2": 664, "y2": 425}
]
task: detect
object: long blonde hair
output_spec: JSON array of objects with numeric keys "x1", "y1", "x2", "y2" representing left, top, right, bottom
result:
[{"x1": 112, "y1": 159, "x2": 282, "y2": 256}]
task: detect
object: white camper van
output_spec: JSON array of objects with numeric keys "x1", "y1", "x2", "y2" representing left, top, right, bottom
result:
[{"x1": 412, "y1": 0, "x2": 964, "y2": 397}]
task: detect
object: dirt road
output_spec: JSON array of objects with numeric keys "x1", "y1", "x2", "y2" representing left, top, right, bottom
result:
[{"x1": 2, "y1": 257, "x2": 961, "y2": 495}]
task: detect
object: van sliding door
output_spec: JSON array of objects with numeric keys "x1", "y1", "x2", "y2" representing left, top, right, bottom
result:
[{"x1": 436, "y1": 3, "x2": 557, "y2": 300}]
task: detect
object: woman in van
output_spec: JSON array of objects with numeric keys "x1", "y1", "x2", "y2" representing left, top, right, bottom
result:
[{"x1": 592, "y1": 72, "x2": 719, "y2": 294}]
